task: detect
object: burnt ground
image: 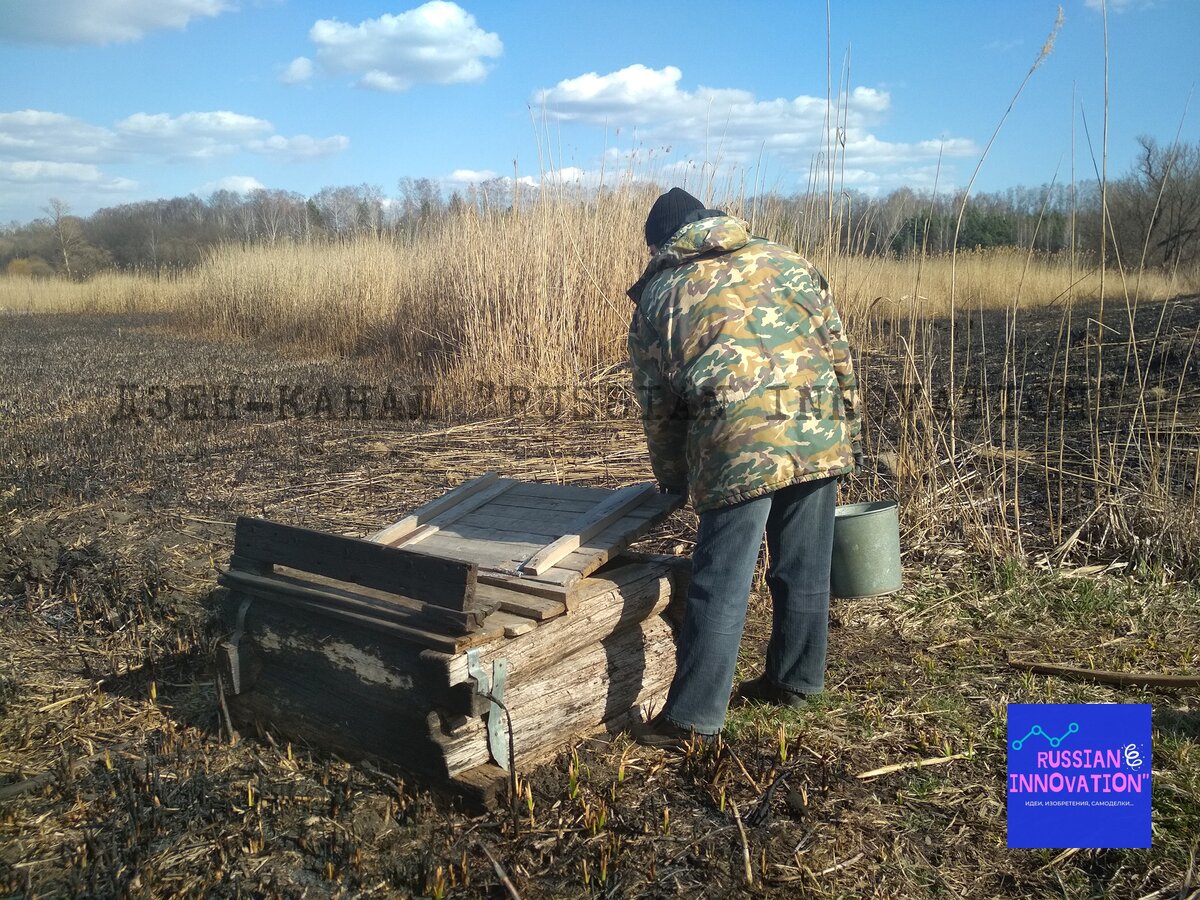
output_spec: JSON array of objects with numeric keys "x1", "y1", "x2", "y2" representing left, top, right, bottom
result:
[
  {"x1": 861, "y1": 292, "x2": 1200, "y2": 572},
  {"x1": 0, "y1": 310, "x2": 1197, "y2": 898}
]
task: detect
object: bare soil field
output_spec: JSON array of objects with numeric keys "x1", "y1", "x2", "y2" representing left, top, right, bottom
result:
[{"x1": 1, "y1": 311, "x2": 1197, "y2": 898}]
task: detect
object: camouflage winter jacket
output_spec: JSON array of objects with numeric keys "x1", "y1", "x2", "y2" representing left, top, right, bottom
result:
[{"x1": 627, "y1": 215, "x2": 860, "y2": 513}]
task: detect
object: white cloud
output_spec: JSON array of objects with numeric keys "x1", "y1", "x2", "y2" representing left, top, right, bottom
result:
[
  {"x1": 0, "y1": 110, "x2": 119, "y2": 162},
  {"x1": 444, "y1": 168, "x2": 539, "y2": 186},
  {"x1": 0, "y1": 108, "x2": 349, "y2": 165},
  {"x1": 443, "y1": 165, "x2": 646, "y2": 197},
  {"x1": 537, "y1": 64, "x2": 685, "y2": 122},
  {"x1": 248, "y1": 134, "x2": 350, "y2": 160},
  {"x1": 0, "y1": 107, "x2": 349, "y2": 215},
  {"x1": 1084, "y1": 0, "x2": 1153, "y2": 11},
  {"x1": 116, "y1": 111, "x2": 274, "y2": 160},
  {"x1": 542, "y1": 166, "x2": 588, "y2": 184},
  {"x1": 305, "y1": 1, "x2": 502, "y2": 92},
  {"x1": 532, "y1": 65, "x2": 977, "y2": 183},
  {"x1": 281, "y1": 56, "x2": 314, "y2": 85},
  {"x1": 840, "y1": 135, "x2": 977, "y2": 168},
  {"x1": 0, "y1": 161, "x2": 135, "y2": 191},
  {"x1": 116, "y1": 111, "x2": 273, "y2": 138},
  {"x1": 0, "y1": 0, "x2": 233, "y2": 45},
  {"x1": 199, "y1": 175, "x2": 266, "y2": 194},
  {"x1": 446, "y1": 168, "x2": 497, "y2": 183}
]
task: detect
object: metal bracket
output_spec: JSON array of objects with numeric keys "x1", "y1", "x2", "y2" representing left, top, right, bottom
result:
[
  {"x1": 466, "y1": 648, "x2": 510, "y2": 770},
  {"x1": 219, "y1": 596, "x2": 253, "y2": 695}
]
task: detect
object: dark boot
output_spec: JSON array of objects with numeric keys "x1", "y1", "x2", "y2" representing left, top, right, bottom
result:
[
  {"x1": 631, "y1": 713, "x2": 716, "y2": 750},
  {"x1": 734, "y1": 676, "x2": 808, "y2": 710}
]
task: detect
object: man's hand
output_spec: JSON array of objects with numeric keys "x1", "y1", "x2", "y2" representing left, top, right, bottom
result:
[
  {"x1": 842, "y1": 441, "x2": 865, "y2": 482},
  {"x1": 658, "y1": 483, "x2": 688, "y2": 504}
]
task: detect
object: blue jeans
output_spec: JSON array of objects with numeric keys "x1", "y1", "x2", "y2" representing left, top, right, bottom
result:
[{"x1": 663, "y1": 477, "x2": 837, "y2": 734}]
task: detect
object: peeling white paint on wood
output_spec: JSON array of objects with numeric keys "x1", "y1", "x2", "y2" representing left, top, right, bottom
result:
[{"x1": 258, "y1": 625, "x2": 413, "y2": 690}]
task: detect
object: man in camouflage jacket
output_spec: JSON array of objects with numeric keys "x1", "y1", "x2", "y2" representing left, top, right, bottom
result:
[{"x1": 628, "y1": 187, "x2": 861, "y2": 746}]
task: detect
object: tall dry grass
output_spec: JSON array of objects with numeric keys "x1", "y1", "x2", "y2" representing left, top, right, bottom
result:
[
  {"x1": 5, "y1": 176, "x2": 1199, "y2": 575},
  {"x1": 0, "y1": 270, "x2": 185, "y2": 313},
  {"x1": 176, "y1": 183, "x2": 657, "y2": 393}
]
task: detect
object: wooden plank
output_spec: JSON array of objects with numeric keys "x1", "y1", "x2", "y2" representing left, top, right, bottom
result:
[
  {"x1": 613, "y1": 552, "x2": 692, "y2": 623},
  {"x1": 482, "y1": 501, "x2": 662, "y2": 520},
  {"x1": 486, "y1": 491, "x2": 677, "y2": 516},
  {"x1": 473, "y1": 582, "x2": 566, "y2": 621},
  {"x1": 498, "y1": 596, "x2": 566, "y2": 621},
  {"x1": 477, "y1": 572, "x2": 570, "y2": 601},
  {"x1": 520, "y1": 483, "x2": 658, "y2": 575},
  {"x1": 233, "y1": 516, "x2": 477, "y2": 610},
  {"x1": 228, "y1": 672, "x2": 450, "y2": 779},
  {"x1": 226, "y1": 582, "x2": 508, "y2": 654},
  {"x1": 221, "y1": 567, "x2": 479, "y2": 635},
  {"x1": 482, "y1": 495, "x2": 598, "y2": 514},
  {"x1": 410, "y1": 534, "x2": 541, "y2": 570},
  {"x1": 503, "y1": 482, "x2": 611, "y2": 503},
  {"x1": 449, "y1": 763, "x2": 510, "y2": 811},
  {"x1": 483, "y1": 610, "x2": 538, "y2": 637},
  {"x1": 480, "y1": 560, "x2": 583, "y2": 588},
  {"x1": 228, "y1": 554, "x2": 272, "y2": 575},
  {"x1": 452, "y1": 510, "x2": 563, "y2": 539},
  {"x1": 368, "y1": 472, "x2": 499, "y2": 544},
  {"x1": 273, "y1": 564, "x2": 499, "y2": 624},
  {"x1": 549, "y1": 493, "x2": 685, "y2": 579},
  {"x1": 388, "y1": 479, "x2": 519, "y2": 548},
  {"x1": 457, "y1": 505, "x2": 655, "y2": 537},
  {"x1": 434, "y1": 617, "x2": 677, "y2": 775},
  {"x1": 222, "y1": 576, "x2": 463, "y2": 652},
  {"x1": 566, "y1": 556, "x2": 685, "y2": 608},
  {"x1": 223, "y1": 591, "x2": 481, "y2": 718},
  {"x1": 476, "y1": 495, "x2": 683, "y2": 594},
  {"x1": 426, "y1": 560, "x2": 675, "y2": 688},
  {"x1": 438, "y1": 524, "x2": 562, "y2": 547}
]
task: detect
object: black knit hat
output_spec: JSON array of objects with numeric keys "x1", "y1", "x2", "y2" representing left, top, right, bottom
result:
[{"x1": 644, "y1": 187, "x2": 705, "y2": 248}]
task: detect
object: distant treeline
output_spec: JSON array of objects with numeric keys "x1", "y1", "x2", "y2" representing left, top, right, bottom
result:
[{"x1": 3, "y1": 136, "x2": 1197, "y2": 280}]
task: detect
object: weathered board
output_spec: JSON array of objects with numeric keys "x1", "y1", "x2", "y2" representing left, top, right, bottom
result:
[
  {"x1": 234, "y1": 516, "x2": 478, "y2": 610},
  {"x1": 217, "y1": 477, "x2": 688, "y2": 807},
  {"x1": 368, "y1": 474, "x2": 683, "y2": 600},
  {"x1": 220, "y1": 555, "x2": 686, "y2": 789}
]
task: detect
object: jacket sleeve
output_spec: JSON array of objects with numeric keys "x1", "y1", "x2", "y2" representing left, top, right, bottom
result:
[
  {"x1": 811, "y1": 268, "x2": 861, "y2": 449},
  {"x1": 628, "y1": 309, "x2": 690, "y2": 489}
]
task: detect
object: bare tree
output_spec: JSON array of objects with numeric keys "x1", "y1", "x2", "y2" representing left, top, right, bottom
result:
[
  {"x1": 43, "y1": 197, "x2": 84, "y2": 279},
  {"x1": 398, "y1": 177, "x2": 444, "y2": 226},
  {"x1": 248, "y1": 189, "x2": 306, "y2": 243},
  {"x1": 312, "y1": 184, "x2": 384, "y2": 238}
]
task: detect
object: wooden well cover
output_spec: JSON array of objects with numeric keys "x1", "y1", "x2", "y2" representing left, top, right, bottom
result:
[{"x1": 369, "y1": 473, "x2": 682, "y2": 597}]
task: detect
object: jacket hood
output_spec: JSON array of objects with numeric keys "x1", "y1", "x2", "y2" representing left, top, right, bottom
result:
[{"x1": 627, "y1": 214, "x2": 752, "y2": 303}]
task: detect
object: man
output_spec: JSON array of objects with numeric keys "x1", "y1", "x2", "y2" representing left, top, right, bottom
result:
[{"x1": 627, "y1": 187, "x2": 861, "y2": 748}]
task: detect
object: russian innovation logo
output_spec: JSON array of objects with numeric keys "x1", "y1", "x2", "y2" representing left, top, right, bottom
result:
[{"x1": 1007, "y1": 703, "x2": 1152, "y2": 848}]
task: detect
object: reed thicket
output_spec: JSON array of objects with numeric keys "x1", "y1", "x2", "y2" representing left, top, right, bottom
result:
[{"x1": 3, "y1": 181, "x2": 1197, "y2": 574}]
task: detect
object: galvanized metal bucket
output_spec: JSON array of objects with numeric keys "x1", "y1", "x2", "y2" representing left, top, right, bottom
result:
[{"x1": 830, "y1": 500, "x2": 902, "y2": 598}]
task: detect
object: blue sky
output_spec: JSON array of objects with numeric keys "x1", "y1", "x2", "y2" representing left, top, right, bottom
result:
[{"x1": 0, "y1": 0, "x2": 1196, "y2": 223}]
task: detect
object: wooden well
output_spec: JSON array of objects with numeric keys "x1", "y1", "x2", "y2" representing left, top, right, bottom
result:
[{"x1": 216, "y1": 475, "x2": 687, "y2": 805}]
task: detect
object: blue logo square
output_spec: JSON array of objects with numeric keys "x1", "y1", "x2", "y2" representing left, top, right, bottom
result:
[{"x1": 1007, "y1": 703, "x2": 1151, "y2": 848}]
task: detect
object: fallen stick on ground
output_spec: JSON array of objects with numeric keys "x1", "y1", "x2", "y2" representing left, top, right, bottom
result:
[
  {"x1": 856, "y1": 752, "x2": 970, "y2": 781},
  {"x1": 1007, "y1": 657, "x2": 1200, "y2": 688},
  {"x1": 818, "y1": 852, "x2": 865, "y2": 877},
  {"x1": 729, "y1": 799, "x2": 754, "y2": 887},
  {"x1": 215, "y1": 672, "x2": 238, "y2": 745},
  {"x1": 0, "y1": 743, "x2": 134, "y2": 801},
  {"x1": 475, "y1": 839, "x2": 522, "y2": 900}
]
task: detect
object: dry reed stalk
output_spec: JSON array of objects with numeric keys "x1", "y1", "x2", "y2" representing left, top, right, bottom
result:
[{"x1": 4, "y1": 151, "x2": 1199, "y2": 575}]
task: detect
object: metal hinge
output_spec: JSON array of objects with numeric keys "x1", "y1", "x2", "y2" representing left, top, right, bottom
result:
[
  {"x1": 466, "y1": 648, "x2": 510, "y2": 770},
  {"x1": 219, "y1": 596, "x2": 253, "y2": 695}
]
